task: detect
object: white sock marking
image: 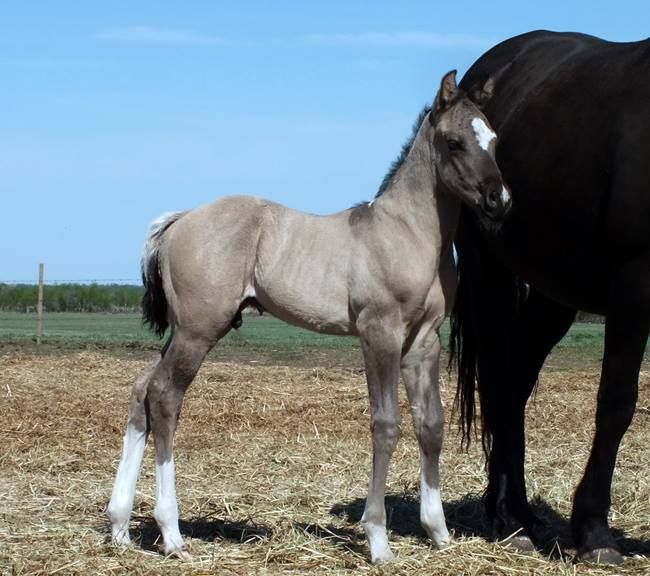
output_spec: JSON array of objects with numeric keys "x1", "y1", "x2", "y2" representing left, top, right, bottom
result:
[
  {"x1": 108, "y1": 423, "x2": 147, "y2": 545},
  {"x1": 420, "y1": 469, "x2": 450, "y2": 546},
  {"x1": 363, "y1": 520, "x2": 394, "y2": 564},
  {"x1": 471, "y1": 117, "x2": 497, "y2": 151},
  {"x1": 154, "y1": 457, "x2": 186, "y2": 554}
]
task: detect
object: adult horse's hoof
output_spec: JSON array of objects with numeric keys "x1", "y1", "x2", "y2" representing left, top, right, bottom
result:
[
  {"x1": 578, "y1": 547, "x2": 624, "y2": 565},
  {"x1": 500, "y1": 533, "x2": 536, "y2": 553}
]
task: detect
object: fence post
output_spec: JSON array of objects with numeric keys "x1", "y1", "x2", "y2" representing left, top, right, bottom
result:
[{"x1": 36, "y1": 263, "x2": 44, "y2": 347}]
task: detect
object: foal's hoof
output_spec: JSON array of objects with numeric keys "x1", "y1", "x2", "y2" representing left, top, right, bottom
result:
[
  {"x1": 434, "y1": 535, "x2": 452, "y2": 549},
  {"x1": 109, "y1": 522, "x2": 133, "y2": 549},
  {"x1": 168, "y1": 548, "x2": 193, "y2": 562},
  {"x1": 578, "y1": 547, "x2": 624, "y2": 565},
  {"x1": 111, "y1": 532, "x2": 132, "y2": 548},
  {"x1": 424, "y1": 525, "x2": 451, "y2": 549},
  {"x1": 370, "y1": 548, "x2": 395, "y2": 565},
  {"x1": 176, "y1": 548, "x2": 193, "y2": 562},
  {"x1": 163, "y1": 543, "x2": 193, "y2": 562}
]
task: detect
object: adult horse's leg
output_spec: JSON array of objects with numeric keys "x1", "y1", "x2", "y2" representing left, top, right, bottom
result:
[
  {"x1": 458, "y1": 228, "x2": 575, "y2": 548},
  {"x1": 146, "y1": 328, "x2": 214, "y2": 559},
  {"x1": 456, "y1": 243, "x2": 525, "y2": 536},
  {"x1": 358, "y1": 310, "x2": 403, "y2": 564},
  {"x1": 572, "y1": 261, "x2": 649, "y2": 564},
  {"x1": 401, "y1": 322, "x2": 450, "y2": 546},
  {"x1": 108, "y1": 356, "x2": 161, "y2": 545},
  {"x1": 485, "y1": 288, "x2": 575, "y2": 549}
]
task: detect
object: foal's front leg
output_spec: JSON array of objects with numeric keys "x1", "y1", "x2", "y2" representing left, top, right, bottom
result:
[
  {"x1": 401, "y1": 324, "x2": 450, "y2": 547},
  {"x1": 358, "y1": 314, "x2": 403, "y2": 564}
]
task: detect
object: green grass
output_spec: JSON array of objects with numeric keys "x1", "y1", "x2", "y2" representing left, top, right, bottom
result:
[
  {"x1": 0, "y1": 311, "x2": 362, "y2": 366},
  {"x1": 0, "y1": 311, "x2": 152, "y2": 342},
  {"x1": 1, "y1": 311, "x2": 647, "y2": 370}
]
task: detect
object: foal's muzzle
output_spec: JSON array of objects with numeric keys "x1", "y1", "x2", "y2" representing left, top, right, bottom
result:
[{"x1": 481, "y1": 182, "x2": 512, "y2": 223}]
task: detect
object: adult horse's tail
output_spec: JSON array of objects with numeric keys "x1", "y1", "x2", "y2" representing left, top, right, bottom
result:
[
  {"x1": 141, "y1": 212, "x2": 187, "y2": 338},
  {"x1": 449, "y1": 219, "x2": 518, "y2": 456},
  {"x1": 450, "y1": 220, "x2": 524, "y2": 457},
  {"x1": 449, "y1": 245, "x2": 482, "y2": 451}
]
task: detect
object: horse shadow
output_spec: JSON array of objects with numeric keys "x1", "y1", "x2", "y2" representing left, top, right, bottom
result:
[
  {"x1": 123, "y1": 494, "x2": 650, "y2": 561},
  {"x1": 330, "y1": 493, "x2": 650, "y2": 561},
  {"x1": 125, "y1": 513, "x2": 370, "y2": 558},
  {"x1": 330, "y1": 492, "x2": 492, "y2": 542},
  {"x1": 128, "y1": 514, "x2": 272, "y2": 553}
]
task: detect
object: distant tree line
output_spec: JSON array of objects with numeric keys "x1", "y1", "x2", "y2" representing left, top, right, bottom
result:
[
  {"x1": 0, "y1": 282, "x2": 607, "y2": 321},
  {"x1": 0, "y1": 283, "x2": 144, "y2": 313}
]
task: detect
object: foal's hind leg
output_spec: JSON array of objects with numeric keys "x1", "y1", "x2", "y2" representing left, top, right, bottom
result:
[
  {"x1": 146, "y1": 329, "x2": 214, "y2": 559},
  {"x1": 358, "y1": 310, "x2": 403, "y2": 564},
  {"x1": 108, "y1": 357, "x2": 160, "y2": 546},
  {"x1": 401, "y1": 323, "x2": 450, "y2": 547}
]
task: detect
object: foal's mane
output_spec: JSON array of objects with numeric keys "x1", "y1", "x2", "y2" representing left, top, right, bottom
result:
[
  {"x1": 349, "y1": 104, "x2": 431, "y2": 220},
  {"x1": 371, "y1": 89, "x2": 471, "y2": 203},
  {"x1": 375, "y1": 104, "x2": 431, "y2": 199}
]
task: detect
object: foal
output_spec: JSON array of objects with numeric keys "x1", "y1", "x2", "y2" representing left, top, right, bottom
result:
[{"x1": 108, "y1": 71, "x2": 509, "y2": 563}]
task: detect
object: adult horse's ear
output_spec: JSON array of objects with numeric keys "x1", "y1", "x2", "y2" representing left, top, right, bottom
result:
[
  {"x1": 432, "y1": 70, "x2": 458, "y2": 118},
  {"x1": 468, "y1": 61, "x2": 512, "y2": 108},
  {"x1": 469, "y1": 76, "x2": 495, "y2": 108}
]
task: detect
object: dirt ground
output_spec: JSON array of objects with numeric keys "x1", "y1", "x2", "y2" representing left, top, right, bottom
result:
[{"x1": 1, "y1": 352, "x2": 649, "y2": 575}]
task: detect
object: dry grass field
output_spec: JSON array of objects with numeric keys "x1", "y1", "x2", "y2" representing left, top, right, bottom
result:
[{"x1": 1, "y1": 351, "x2": 649, "y2": 575}]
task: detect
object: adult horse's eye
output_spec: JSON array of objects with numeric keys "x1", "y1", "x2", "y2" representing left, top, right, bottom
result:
[{"x1": 447, "y1": 138, "x2": 462, "y2": 151}]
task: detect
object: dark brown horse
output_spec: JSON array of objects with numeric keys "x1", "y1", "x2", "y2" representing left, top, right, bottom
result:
[{"x1": 452, "y1": 31, "x2": 650, "y2": 564}]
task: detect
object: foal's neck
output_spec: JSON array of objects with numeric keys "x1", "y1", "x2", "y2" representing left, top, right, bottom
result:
[{"x1": 375, "y1": 126, "x2": 460, "y2": 246}]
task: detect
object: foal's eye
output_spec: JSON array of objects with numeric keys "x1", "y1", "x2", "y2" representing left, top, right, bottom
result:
[{"x1": 446, "y1": 138, "x2": 462, "y2": 151}]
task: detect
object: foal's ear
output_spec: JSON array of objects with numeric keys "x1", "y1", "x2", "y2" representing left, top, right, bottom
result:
[
  {"x1": 468, "y1": 76, "x2": 495, "y2": 108},
  {"x1": 432, "y1": 70, "x2": 458, "y2": 117}
]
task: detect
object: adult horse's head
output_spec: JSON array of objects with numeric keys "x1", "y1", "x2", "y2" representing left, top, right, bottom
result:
[{"x1": 429, "y1": 70, "x2": 511, "y2": 229}]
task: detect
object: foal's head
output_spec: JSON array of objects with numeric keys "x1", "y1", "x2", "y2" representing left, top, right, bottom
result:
[{"x1": 429, "y1": 70, "x2": 511, "y2": 228}]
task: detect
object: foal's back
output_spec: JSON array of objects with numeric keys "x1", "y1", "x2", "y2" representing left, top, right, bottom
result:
[{"x1": 161, "y1": 195, "x2": 359, "y2": 336}]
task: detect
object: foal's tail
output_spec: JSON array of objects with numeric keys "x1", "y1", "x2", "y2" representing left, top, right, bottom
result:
[{"x1": 141, "y1": 211, "x2": 187, "y2": 338}]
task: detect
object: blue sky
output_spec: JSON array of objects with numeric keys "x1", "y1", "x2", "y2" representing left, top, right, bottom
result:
[{"x1": 1, "y1": 1, "x2": 648, "y2": 282}]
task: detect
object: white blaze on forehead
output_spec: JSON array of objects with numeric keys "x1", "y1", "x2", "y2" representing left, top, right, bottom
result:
[{"x1": 471, "y1": 117, "x2": 496, "y2": 151}]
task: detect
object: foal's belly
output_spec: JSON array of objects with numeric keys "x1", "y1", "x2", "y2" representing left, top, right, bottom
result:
[
  {"x1": 252, "y1": 279, "x2": 356, "y2": 336},
  {"x1": 252, "y1": 253, "x2": 356, "y2": 336}
]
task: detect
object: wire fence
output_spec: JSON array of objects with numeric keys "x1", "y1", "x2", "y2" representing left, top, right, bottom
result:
[{"x1": 0, "y1": 278, "x2": 141, "y2": 286}]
